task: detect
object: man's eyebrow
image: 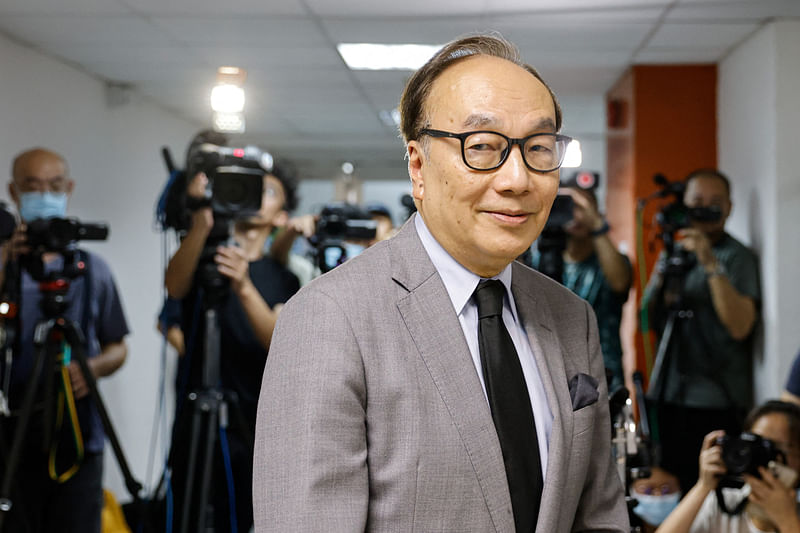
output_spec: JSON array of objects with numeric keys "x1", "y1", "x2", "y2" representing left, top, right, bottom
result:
[
  {"x1": 460, "y1": 115, "x2": 557, "y2": 133},
  {"x1": 462, "y1": 114, "x2": 499, "y2": 129}
]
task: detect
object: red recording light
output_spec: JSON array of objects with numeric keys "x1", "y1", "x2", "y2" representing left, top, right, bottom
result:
[{"x1": 233, "y1": 148, "x2": 245, "y2": 158}]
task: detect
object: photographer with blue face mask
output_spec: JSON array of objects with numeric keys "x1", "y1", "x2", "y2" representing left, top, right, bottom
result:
[{"x1": 0, "y1": 148, "x2": 129, "y2": 533}]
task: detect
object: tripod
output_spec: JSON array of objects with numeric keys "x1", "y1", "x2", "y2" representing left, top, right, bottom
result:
[
  {"x1": 165, "y1": 239, "x2": 252, "y2": 533},
  {"x1": 0, "y1": 252, "x2": 142, "y2": 533}
]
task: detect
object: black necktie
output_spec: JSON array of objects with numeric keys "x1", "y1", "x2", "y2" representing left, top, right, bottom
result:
[{"x1": 473, "y1": 279, "x2": 542, "y2": 533}]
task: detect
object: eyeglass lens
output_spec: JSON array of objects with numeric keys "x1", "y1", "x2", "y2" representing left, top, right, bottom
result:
[{"x1": 462, "y1": 132, "x2": 567, "y2": 171}]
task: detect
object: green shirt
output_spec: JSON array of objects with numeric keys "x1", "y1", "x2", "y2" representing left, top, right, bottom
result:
[
  {"x1": 646, "y1": 233, "x2": 760, "y2": 410},
  {"x1": 532, "y1": 251, "x2": 629, "y2": 391}
]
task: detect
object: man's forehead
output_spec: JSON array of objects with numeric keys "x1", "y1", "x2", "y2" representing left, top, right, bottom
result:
[
  {"x1": 14, "y1": 154, "x2": 66, "y2": 181},
  {"x1": 426, "y1": 55, "x2": 555, "y2": 128}
]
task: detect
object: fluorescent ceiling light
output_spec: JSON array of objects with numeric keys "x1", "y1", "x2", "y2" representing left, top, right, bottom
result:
[
  {"x1": 211, "y1": 84, "x2": 245, "y2": 113},
  {"x1": 213, "y1": 111, "x2": 246, "y2": 134},
  {"x1": 338, "y1": 43, "x2": 442, "y2": 70},
  {"x1": 562, "y1": 139, "x2": 583, "y2": 168},
  {"x1": 378, "y1": 108, "x2": 401, "y2": 127}
]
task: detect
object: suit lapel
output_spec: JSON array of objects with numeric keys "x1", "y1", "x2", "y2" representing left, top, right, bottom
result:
[
  {"x1": 511, "y1": 263, "x2": 574, "y2": 533},
  {"x1": 391, "y1": 219, "x2": 515, "y2": 533}
]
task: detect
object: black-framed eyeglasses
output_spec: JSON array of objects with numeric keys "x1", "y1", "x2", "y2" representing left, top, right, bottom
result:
[{"x1": 419, "y1": 128, "x2": 573, "y2": 173}]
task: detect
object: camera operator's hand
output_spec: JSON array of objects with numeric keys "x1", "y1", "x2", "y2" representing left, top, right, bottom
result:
[
  {"x1": 215, "y1": 244, "x2": 252, "y2": 294},
  {"x1": 698, "y1": 430, "x2": 727, "y2": 490},
  {"x1": 677, "y1": 227, "x2": 715, "y2": 268},
  {"x1": 745, "y1": 466, "x2": 800, "y2": 531},
  {"x1": 187, "y1": 172, "x2": 213, "y2": 234},
  {"x1": 562, "y1": 187, "x2": 604, "y2": 233},
  {"x1": 1, "y1": 224, "x2": 30, "y2": 263},
  {"x1": 67, "y1": 360, "x2": 93, "y2": 399}
]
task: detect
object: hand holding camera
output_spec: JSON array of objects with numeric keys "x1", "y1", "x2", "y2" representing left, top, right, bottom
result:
[{"x1": 698, "y1": 430, "x2": 727, "y2": 490}]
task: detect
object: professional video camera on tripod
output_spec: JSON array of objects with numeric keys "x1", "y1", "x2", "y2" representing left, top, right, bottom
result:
[
  {"x1": 157, "y1": 135, "x2": 295, "y2": 533},
  {"x1": 0, "y1": 213, "x2": 142, "y2": 533},
  {"x1": 638, "y1": 173, "x2": 723, "y2": 409}
]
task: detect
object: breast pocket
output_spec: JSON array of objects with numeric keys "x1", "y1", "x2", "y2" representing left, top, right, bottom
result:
[{"x1": 571, "y1": 404, "x2": 597, "y2": 437}]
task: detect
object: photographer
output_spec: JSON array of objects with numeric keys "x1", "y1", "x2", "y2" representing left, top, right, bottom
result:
[
  {"x1": 645, "y1": 169, "x2": 761, "y2": 493},
  {"x1": 163, "y1": 148, "x2": 299, "y2": 532},
  {"x1": 657, "y1": 401, "x2": 800, "y2": 533},
  {"x1": 0, "y1": 148, "x2": 129, "y2": 533},
  {"x1": 532, "y1": 179, "x2": 632, "y2": 391}
]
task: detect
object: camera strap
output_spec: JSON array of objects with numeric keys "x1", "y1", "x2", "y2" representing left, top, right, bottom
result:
[
  {"x1": 47, "y1": 341, "x2": 85, "y2": 483},
  {"x1": 715, "y1": 485, "x2": 748, "y2": 516}
]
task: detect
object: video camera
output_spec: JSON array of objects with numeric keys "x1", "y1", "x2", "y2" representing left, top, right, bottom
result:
[
  {"x1": 535, "y1": 170, "x2": 598, "y2": 282},
  {"x1": 21, "y1": 217, "x2": 109, "y2": 283},
  {"x1": 308, "y1": 203, "x2": 377, "y2": 273},
  {"x1": 185, "y1": 143, "x2": 272, "y2": 219},
  {"x1": 649, "y1": 174, "x2": 722, "y2": 278}
]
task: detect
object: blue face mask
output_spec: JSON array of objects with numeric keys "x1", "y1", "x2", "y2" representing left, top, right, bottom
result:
[
  {"x1": 19, "y1": 191, "x2": 68, "y2": 222},
  {"x1": 633, "y1": 491, "x2": 680, "y2": 526}
]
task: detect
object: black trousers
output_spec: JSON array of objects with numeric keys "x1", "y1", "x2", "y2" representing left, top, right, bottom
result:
[
  {"x1": 654, "y1": 402, "x2": 743, "y2": 494},
  {"x1": 0, "y1": 449, "x2": 103, "y2": 533}
]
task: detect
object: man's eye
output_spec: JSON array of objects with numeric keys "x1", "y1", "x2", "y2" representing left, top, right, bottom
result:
[
  {"x1": 528, "y1": 143, "x2": 553, "y2": 153},
  {"x1": 467, "y1": 143, "x2": 494, "y2": 152}
]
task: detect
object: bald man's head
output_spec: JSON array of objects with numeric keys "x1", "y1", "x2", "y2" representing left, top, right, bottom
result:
[
  {"x1": 11, "y1": 148, "x2": 68, "y2": 183},
  {"x1": 9, "y1": 148, "x2": 74, "y2": 217}
]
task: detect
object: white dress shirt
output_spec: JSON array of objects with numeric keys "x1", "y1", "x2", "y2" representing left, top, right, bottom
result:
[{"x1": 414, "y1": 215, "x2": 553, "y2": 480}]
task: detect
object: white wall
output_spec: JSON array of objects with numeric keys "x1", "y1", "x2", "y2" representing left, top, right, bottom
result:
[
  {"x1": 0, "y1": 31, "x2": 199, "y2": 499},
  {"x1": 718, "y1": 19, "x2": 800, "y2": 401}
]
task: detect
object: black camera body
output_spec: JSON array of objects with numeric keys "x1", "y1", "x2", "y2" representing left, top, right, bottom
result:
[
  {"x1": 25, "y1": 217, "x2": 109, "y2": 254},
  {"x1": 717, "y1": 432, "x2": 783, "y2": 479},
  {"x1": 309, "y1": 203, "x2": 377, "y2": 273},
  {"x1": 185, "y1": 143, "x2": 272, "y2": 219},
  {"x1": 20, "y1": 217, "x2": 109, "y2": 284}
]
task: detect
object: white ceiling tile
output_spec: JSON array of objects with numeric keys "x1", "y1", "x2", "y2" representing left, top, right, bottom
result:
[
  {"x1": 122, "y1": 0, "x2": 307, "y2": 16},
  {"x1": 150, "y1": 16, "x2": 327, "y2": 47},
  {"x1": 0, "y1": 0, "x2": 131, "y2": 15},
  {"x1": 647, "y1": 22, "x2": 758, "y2": 48},
  {"x1": 308, "y1": 0, "x2": 670, "y2": 17},
  {"x1": 189, "y1": 46, "x2": 343, "y2": 69},
  {"x1": 0, "y1": 14, "x2": 171, "y2": 45},
  {"x1": 321, "y1": 17, "x2": 485, "y2": 45},
  {"x1": 633, "y1": 47, "x2": 726, "y2": 63},
  {"x1": 668, "y1": 0, "x2": 800, "y2": 21}
]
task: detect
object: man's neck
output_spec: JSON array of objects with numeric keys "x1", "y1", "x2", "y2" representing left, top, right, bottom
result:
[
  {"x1": 233, "y1": 223, "x2": 272, "y2": 262},
  {"x1": 564, "y1": 236, "x2": 594, "y2": 263}
]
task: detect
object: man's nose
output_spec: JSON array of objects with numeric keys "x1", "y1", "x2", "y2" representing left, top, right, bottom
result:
[{"x1": 494, "y1": 145, "x2": 530, "y2": 194}]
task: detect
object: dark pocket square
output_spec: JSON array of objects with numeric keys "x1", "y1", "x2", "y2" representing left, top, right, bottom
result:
[{"x1": 568, "y1": 373, "x2": 599, "y2": 411}]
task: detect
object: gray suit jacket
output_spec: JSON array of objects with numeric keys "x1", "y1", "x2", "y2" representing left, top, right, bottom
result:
[{"x1": 254, "y1": 217, "x2": 628, "y2": 532}]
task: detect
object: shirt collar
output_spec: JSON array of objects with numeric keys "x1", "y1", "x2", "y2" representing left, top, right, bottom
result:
[{"x1": 414, "y1": 214, "x2": 515, "y2": 316}]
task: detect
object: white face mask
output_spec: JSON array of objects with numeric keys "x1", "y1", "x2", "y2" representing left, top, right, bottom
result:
[{"x1": 632, "y1": 491, "x2": 681, "y2": 526}]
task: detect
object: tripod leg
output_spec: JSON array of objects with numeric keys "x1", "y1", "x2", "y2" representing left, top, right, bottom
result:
[
  {"x1": 62, "y1": 325, "x2": 142, "y2": 500},
  {"x1": 0, "y1": 339, "x2": 54, "y2": 533},
  {"x1": 179, "y1": 395, "x2": 205, "y2": 533},
  {"x1": 195, "y1": 402, "x2": 219, "y2": 532}
]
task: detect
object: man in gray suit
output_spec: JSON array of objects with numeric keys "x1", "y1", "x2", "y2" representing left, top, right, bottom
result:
[{"x1": 254, "y1": 34, "x2": 629, "y2": 532}]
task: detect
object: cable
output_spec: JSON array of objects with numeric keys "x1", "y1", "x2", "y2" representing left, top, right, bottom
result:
[{"x1": 219, "y1": 425, "x2": 238, "y2": 533}]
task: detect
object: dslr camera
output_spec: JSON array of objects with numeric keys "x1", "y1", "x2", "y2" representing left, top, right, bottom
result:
[
  {"x1": 716, "y1": 432, "x2": 783, "y2": 481},
  {"x1": 185, "y1": 143, "x2": 273, "y2": 219},
  {"x1": 308, "y1": 203, "x2": 377, "y2": 273}
]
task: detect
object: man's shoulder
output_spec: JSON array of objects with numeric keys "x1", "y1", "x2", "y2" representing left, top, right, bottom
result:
[
  {"x1": 719, "y1": 233, "x2": 757, "y2": 260},
  {"x1": 79, "y1": 249, "x2": 116, "y2": 281},
  {"x1": 302, "y1": 239, "x2": 393, "y2": 297}
]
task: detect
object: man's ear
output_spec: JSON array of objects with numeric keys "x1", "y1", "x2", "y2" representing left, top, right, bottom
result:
[
  {"x1": 407, "y1": 141, "x2": 425, "y2": 202},
  {"x1": 8, "y1": 182, "x2": 18, "y2": 204},
  {"x1": 66, "y1": 179, "x2": 75, "y2": 198}
]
